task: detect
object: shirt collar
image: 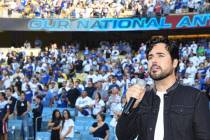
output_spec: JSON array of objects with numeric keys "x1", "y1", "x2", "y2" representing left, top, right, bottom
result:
[{"x1": 152, "y1": 80, "x2": 179, "y2": 93}]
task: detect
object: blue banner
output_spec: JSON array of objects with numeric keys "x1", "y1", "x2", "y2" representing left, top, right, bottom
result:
[{"x1": 0, "y1": 14, "x2": 209, "y2": 31}]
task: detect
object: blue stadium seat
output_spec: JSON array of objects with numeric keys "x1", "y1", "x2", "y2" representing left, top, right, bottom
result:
[
  {"x1": 42, "y1": 107, "x2": 53, "y2": 116},
  {"x1": 105, "y1": 116, "x2": 112, "y2": 124},
  {"x1": 56, "y1": 107, "x2": 64, "y2": 113},
  {"x1": 74, "y1": 120, "x2": 85, "y2": 138},
  {"x1": 74, "y1": 124, "x2": 85, "y2": 132},
  {"x1": 8, "y1": 119, "x2": 22, "y2": 140},
  {"x1": 109, "y1": 126, "x2": 116, "y2": 140},
  {"x1": 42, "y1": 114, "x2": 52, "y2": 122},
  {"x1": 75, "y1": 116, "x2": 94, "y2": 125},
  {"x1": 74, "y1": 125, "x2": 83, "y2": 140},
  {"x1": 69, "y1": 108, "x2": 76, "y2": 117},
  {"x1": 8, "y1": 118, "x2": 34, "y2": 140},
  {"x1": 36, "y1": 132, "x2": 51, "y2": 140},
  {"x1": 74, "y1": 117, "x2": 94, "y2": 140},
  {"x1": 81, "y1": 131, "x2": 94, "y2": 140},
  {"x1": 8, "y1": 119, "x2": 22, "y2": 130}
]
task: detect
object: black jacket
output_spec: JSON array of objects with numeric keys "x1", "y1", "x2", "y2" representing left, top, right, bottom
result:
[
  {"x1": 67, "y1": 88, "x2": 80, "y2": 108},
  {"x1": 32, "y1": 103, "x2": 43, "y2": 118},
  {"x1": 7, "y1": 96, "x2": 17, "y2": 114},
  {"x1": 116, "y1": 81, "x2": 210, "y2": 140}
]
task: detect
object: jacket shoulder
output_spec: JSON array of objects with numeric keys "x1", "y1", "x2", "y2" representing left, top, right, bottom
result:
[
  {"x1": 178, "y1": 84, "x2": 201, "y2": 95},
  {"x1": 171, "y1": 84, "x2": 204, "y2": 105}
]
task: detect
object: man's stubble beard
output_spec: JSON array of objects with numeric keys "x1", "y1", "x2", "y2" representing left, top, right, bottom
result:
[{"x1": 149, "y1": 67, "x2": 174, "y2": 81}]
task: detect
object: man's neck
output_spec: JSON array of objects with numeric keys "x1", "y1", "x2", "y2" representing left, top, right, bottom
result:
[{"x1": 155, "y1": 75, "x2": 177, "y2": 92}]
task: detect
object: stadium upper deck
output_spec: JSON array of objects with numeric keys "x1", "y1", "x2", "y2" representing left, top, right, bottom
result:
[{"x1": 0, "y1": 0, "x2": 209, "y2": 18}]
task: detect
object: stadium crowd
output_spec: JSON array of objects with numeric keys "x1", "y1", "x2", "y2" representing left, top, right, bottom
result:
[
  {"x1": 0, "y1": 38, "x2": 209, "y2": 140},
  {"x1": 0, "y1": 0, "x2": 209, "y2": 18}
]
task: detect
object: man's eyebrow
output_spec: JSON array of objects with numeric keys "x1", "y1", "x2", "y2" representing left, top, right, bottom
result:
[
  {"x1": 148, "y1": 52, "x2": 166, "y2": 56},
  {"x1": 156, "y1": 52, "x2": 166, "y2": 55}
]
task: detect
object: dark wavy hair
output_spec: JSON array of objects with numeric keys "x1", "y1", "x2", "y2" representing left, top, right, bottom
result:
[
  {"x1": 62, "y1": 109, "x2": 71, "y2": 129},
  {"x1": 52, "y1": 109, "x2": 61, "y2": 122},
  {"x1": 95, "y1": 92, "x2": 101, "y2": 100},
  {"x1": 97, "y1": 113, "x2": 106, "y2": 122},
  {"x1": 146, "y1": 37, "x2": 179, "y2": 72}
]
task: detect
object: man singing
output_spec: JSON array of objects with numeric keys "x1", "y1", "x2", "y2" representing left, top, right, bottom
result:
[{"x1": 116, "y1": 38, "x2": 210, "y2": 140}]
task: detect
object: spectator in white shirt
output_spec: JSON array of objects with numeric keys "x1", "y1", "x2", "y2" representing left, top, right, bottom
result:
[
  {"x1": 49, "y1": 81, "x2": 59, "y2": 97},
  {"x1": 91, "y1": 92, "x2": 105, "y2": 119},
  {"x1": 181, "y1": 46, "x2": 188, "y2": 57},
  {"x1": 83, "y1": 59, "x2": 92, "y2": 73},
  {"x1": 106, "y1": 87, "x2": 121, "y2": 116},
  {"x1": 198, "y1": 54, "x2": 206, "y2": 65},
  {"x1": 111, "y1": 48, "x2": 120, "y2": 61},
  {"x1": 182, "y1": 73, "x2": 194, "y2": 86},
  {"x1": 12, "y1": 68, "x2": 24, "y2": 81},
  {"x1": 190, "y1": 41, "x2": 198, "y2": 54},
  {"x1": 86, "y1": 70, "x2": 97, "y2": 83},
  {"x1": 21, "y1": 77, "x2": 30, "y2": 92},
  {"x1": 147, "y1": 3, "x2": 154, "y2": 17},
  {"x1": 60, "y1": 109, "x2": 74, "y2": 140},
  {"x1": 94, "y1": 71, "x2": 103, "y2": 83},
  {"x1": 185, "y1": 62, "x2": 197, "y2": 79},
  {"x1": 29, "y1": 78, "x2": 41, "y2": 97},
  {"x1": 189, "y1": 53, "x2": 200, "y2": 67},
  {"x1": 35, "y1": 62, "x2": 43, "y2": 73},
  {"x1": 75, "y1": 90, "x2": 93, "y2": 117}
]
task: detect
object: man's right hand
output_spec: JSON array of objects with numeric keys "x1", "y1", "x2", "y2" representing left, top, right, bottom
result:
[{"x1": 126, "y1": 84, "x2": 146, "y2": 109}]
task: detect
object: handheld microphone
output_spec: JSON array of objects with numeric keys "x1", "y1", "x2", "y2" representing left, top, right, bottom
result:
[{"x1": 122, "y1": 79, "x2": 146, "y2": 115}]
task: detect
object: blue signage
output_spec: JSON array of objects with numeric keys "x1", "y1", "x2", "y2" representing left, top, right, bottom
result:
[{"x1": 26, "y1": 14, "x2": 210, "y2": 31}]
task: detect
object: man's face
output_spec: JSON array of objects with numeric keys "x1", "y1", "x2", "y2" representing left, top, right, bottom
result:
[
  {"x1": 69, "y1": 82, "x2": 74, "y2": 88},
  {"x1": 20, "y1": 93, "x2": 25, "y2": 100},
  {"x1": 111, "y1": 77, "x2": 116, "y2": 83},
  {"x1": 16, "y1": 69, "x2": 20, "y2": 73},
  {"x1": 87, "y1": 81, "x2": 92, "y2": 87},
  {"x1": 189, "y1": 62, "x2": 193, "y2": 67},
  {"x1": 62, "y1": 81, "x2": 67, "y2": 87},
  {"x1": 32, "y1": 79, "x2": 37, "y2": 83},
  {"x1": 96, "y1": 82, "x2": 102, "y2": 88},
  {"x1": 81, "y1": 91, "x2": 87, "y2": 98},
  {"x1": 35, "y1": 97, "x2": 40, "y2": 103},
  {"x1": 6, "y1": 89, "x2": 11, "y2": 97},
  {"x1": 0, "y1": 94, "x2": 3, "y2": 100},
  {"x1": 112, "y1": 87, "x2": 119, "y2": 95},
  {"x1": 147, "y1": 43, "x2": 177, "y2": 81},
  {"x1": 3, "y1": 70, "x2": 7, "y2": 76}
]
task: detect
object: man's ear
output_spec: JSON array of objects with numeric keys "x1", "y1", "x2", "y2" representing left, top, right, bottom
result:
[{"x1": 173, "y1": 59, "x2": 179, "y2": 69}]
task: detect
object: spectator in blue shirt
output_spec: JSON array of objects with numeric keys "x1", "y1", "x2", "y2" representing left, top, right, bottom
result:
[
  {"x1": 42, "y1": 85, "x2": 54, "y2": 107},
  {"x1": 40, "y1": 70, "x2": 51, "y2": 85},
  {"x1": 206, "y1": 46, "x2": 210, "y2": 59},
  {"x1": 108, "y1": 76, "x2": 120, "y2": 91},
  {"x1": 55, "y1": 88, "x2": 68, "y2": 108},
  {"x1": 83, "y1": 46, "x2": 90, "y2": 56},
  {"x1": 25, "y1": 84, "x2": 33, "y2": 103}
]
